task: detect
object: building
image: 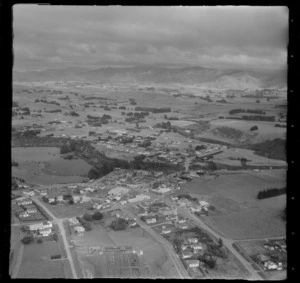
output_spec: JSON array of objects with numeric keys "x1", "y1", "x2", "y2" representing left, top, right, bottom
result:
[
  {"x1": 36, "y1": 228, "x2": 52, "y2": 237},
  {"x1": 29, "y1": 221, "x2": 52, "y2": 231},
  {"x1": 177, "y1": 223, "x2": 189, "y2": 229},
  {"x1": 18, "y1": 211, "x2": 29, "y2": 218},
  {"x1": 161, "y1": 228, "x2": 171, "y2": 234},
  {"x1": 74, "y1": 226, "x2": 85, "y2": 233},
  {"x1": 182, "y1": 250, "x2": 193, "y2": 259},
  {"x1": 199, "y1": 201, "x2": 209, "y2": 208},
  {"x1": 56, "y1": 195, "x2": 64, "y2": 202},
  {"x1": 160, "y1": 207, "x2": 178, "y2": 216},
  {"x1": 17, "y1": 199, "x2": 32, "y2": 206},
  {"x1": 185, "y1": 260, "x2": 200, "y2": 268},
  {"x1": 188, "y1": 238, "x2": 198, "y2": 244},
  {"x1": 68, "y1": 217, "x2": 80, "y2": 226},
  {"x1": 145, "y1": 217, "x2": 157, "y2": 224},
  {"x1": 22, "y1": 190, "x2": 35, "y2": 197},
  {"x1": 72, "y1": 195, "x2": 81, "y2": 203}
]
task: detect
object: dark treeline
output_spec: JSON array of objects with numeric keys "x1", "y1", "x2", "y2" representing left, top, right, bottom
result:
[
  {"x1": 225, "y1": 115, "x2": 275, "y2": 122},
  {"x1": 257, "y1": 187, "x2": 286, "y2": 199},
  {"x1": 135, "y1": 107, "x2": 171, "y2": 113},
  {"x1": 229, "y1": 108, "x2": 266, "y2": 115}
]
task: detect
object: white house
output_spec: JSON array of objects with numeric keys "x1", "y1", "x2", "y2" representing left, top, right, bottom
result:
[
  {"x1": 68, "y1": 217, "x2": 80, "y2": 226},
  {"x1": 17, "y1": 199, "x2": 32, "y2": 206},
  {"x1": 182, "y1": 250, "x2": 193, "y2": 259},
  {"x1": 185, "y1": 260, "x2": 200, "y2": 268},
  {"x1": 18, "y1": 211, "x2": 29, "y2": 218},
  {"x1": 161, "y1": 229, "x2": 171, "y2": 234},
  {"x1": 188, "y1": 238, "x2": 198, "y2": 244},
  {"x1": 72, "y1": 195, "x2": 81, "y2": 203},
  {"x1": 145, "y1": 217, "x2": 157, "y2": 224},
  {"x1": 74, "y1": 226, "x2": 85, "y2": 233},
  {"x1": 22, "y1": 190, "x2": 35, "y2": 197},
  {"x1": 29, "y1": 221, "x2": 52, "y2": 231},
  {"x1": 56, "y1": 195, "x2": 64, "y2": 202},
  {"x1": 37, "y1": 228, "x2": 52, "y2": 237}
]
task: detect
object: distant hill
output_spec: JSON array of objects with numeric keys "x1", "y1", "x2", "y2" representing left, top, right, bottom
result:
[{"x1": 13, "y1": 65, "x2": 286, "y2": 90}]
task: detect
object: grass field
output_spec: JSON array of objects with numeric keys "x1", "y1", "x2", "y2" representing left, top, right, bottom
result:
[
  {"x1": 17, "y1": 242, "x2": 66, "y2": 278},
  {"x1": 180, "y1": 170, "x2": 286, "y2": 240}
]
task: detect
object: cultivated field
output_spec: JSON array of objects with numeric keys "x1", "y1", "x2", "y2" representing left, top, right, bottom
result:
[{"x1": 72, "y1": 226, "x2": 179, "y2": 278}]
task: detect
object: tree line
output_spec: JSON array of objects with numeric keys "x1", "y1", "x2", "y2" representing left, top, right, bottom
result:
[{"x1": 257, "y1": 187, "x2": 286, "y2": 199}]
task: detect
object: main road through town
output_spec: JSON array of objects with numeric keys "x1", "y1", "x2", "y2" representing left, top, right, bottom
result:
[
  {"x1": 32, "y1": 197, "x2": 78, "y2": 279},
  {"x1": 163, "y1": 198, "x2": 264, "y2": 280}
]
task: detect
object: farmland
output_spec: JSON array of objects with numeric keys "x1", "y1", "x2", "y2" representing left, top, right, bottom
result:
[{"x1": 179, "y1": 170, "x2": 286, "y2": 240}]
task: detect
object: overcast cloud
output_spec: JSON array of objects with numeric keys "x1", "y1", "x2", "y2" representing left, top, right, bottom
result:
[{"x1": 13, "y1": 5, "x2": 288, "y2": 71}]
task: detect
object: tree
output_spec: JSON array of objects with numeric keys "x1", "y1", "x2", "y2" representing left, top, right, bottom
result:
[
  {"x1": 218, "y1": 238, "x2": 223, "y2": 247},
  {"x1": 92, "y1": 211, "x2": 103, "y2": 220},
  {"x1": 83, "y1": 213, "x2": 93, "y2": 221},
  {"x1": 69, "y1": 199, "x2": 74, "y2": 205},
  {"x1": 21, "y1": 236, "x2": 34, "y2": 245},
  {"x1": 88, "y1": 168, "x2": 100, "y2": 180},
  {"x1": 256, "y1": 99, "x2": 260, "y2": 103},
  {"x1": 53, "y1": 233, "x2": 58, "y2": 241},
  {"x1": 250, "y1": 125, "x2": 258, "y2": 131},
  {"x1": 37, "y1": 238, "x2": 43, "y2": 244}
]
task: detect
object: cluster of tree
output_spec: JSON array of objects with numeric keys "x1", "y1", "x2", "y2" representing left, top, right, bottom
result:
[
  {"x1": 60, "y1": 144, "x2": 74, "y2": 154},
  {"x1": 257, "y1": 187, "x2": 286, "y2": 199},
  {"x1": 177, "y1": 194, "x2": 198, "y2": 202},
  {"x1": 216, "y1": 99, "x2": 227, "y2": 103},
  {"x1": 118, "y1": 106, "x2": 126, "y2": 110},
  {"x1": 250, "y1": 125, "x2": 258, "y2": 131},
  {"x1": 129, "y1": 98, "x2": 137, "y2": 105},
  {"x1": 154, "y1": 121, "x2": 172, "y2": 130},
  {"x1": 57, "y1": 95, "x2": 69, "y2": 100},
  {"x1": 248, "y1": 138, "x2": 286, "y2": 161},
  {"x1": 198, "y1": 254, "x2": 217, "y2": 269},
  {"x1": 12, "y1": 101, "x2": 19, "y2": 107},
  {"x1": 229, "y1": 109, "x2": 266, "y2": 115},
  {"x1": 195, "y1": 145, "x2": 206, "y2": 151},
  {"x1": 69, "y1": 111, "x2": 79, "y2": 116},
  {"x1": 83, "y1": 211, "x2": 103, "y2": 221},
  {"x1": 198, "y1": 96, "x2": 213, "y2": 102},
  {"x1": 135, "y1": 107, "x2": 171, "y2": 113},
  {"x1": 35, "y1": 99, "x2": 60, "y2": 106},
  {"x1": 225, "y1": 115, "x2": 275, "y2": 122},
  {"x1": 19, "y1": 106, "x2": 31, "y2": 115},
  {"x1": 12, "y1": 160, "x2": 19, "y2": 167},
  {"x1": 77, "y1": 217, "x2": 92, "y2": 231},
  {"x1": 21, "y1": 235, "x2": 34, "y2": 245},
  {"x1": 104, "y1": 106, "x2": 111, "y2": 111},
  {"x1": 110, "y1": 218, "x2": 128, "y2": 231},
  {"x1": 45, "y1": 109, "x2": 62, "y2": 113}
]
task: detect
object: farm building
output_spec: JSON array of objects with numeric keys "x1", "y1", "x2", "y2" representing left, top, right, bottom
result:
[
  {"x1": 29, "y1": 221, "x2": 52, "y2": 231},
  {"x1": 145, "y1": 217, "x2": 157, "y2": 224},
  {"x1": 74, "y1": 226, "x2": 85, "y2": 233}
]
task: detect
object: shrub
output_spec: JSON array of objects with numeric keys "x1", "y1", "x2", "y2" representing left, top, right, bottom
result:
[
  {"x1": 21, "y1": 236, "x2": 34, "y2": 245},
  {"x1": 92, "y1": 211, "x2": 103, "y2": 220},
  {"x1": 53, "y1": 233, "x2": 58, "y2": 241},
  {"x1": 37, "y1": 238, "x2": 43, "y2": 244},
  {"x1": 83, "y1": 213, "x2": 93, "y2": 221}
]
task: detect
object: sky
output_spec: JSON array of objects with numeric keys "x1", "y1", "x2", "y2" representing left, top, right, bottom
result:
[{"x1": 13, "y1": 5, "x2": 289, "y2": 71}]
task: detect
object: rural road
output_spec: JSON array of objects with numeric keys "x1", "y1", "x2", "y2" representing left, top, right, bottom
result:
[
  {"x1": 121, "y1": 207, "x2": 189, "y2": 279},
  {"x1": 10, "y1": 239, "x2": 24, "y2": 278},
  {"x1": 164, "y1": 198, "x2": 264, "y2": 280},
  {"x1": 32, "y1": 197, "x2": 78, "y2": 279}
]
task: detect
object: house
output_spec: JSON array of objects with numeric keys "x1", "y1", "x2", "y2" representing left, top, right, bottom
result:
[
  {"x1": 199, "y1": 201, "x2": 209, "y2": 208},
  {"x1": 81, "y1": 196, "x2": 91, "y2": 203},
  {"x1": 185, "y1": 260, "x2": 200, "y2": 268},
  {"x1": 177, "y1": 218, "x2": 187, "y2": 224},
  {"x1": 264, "y1": 261, "x2": 278, "y2": 270},
  {"x1": 47, "y1": 195, "x2": 56, "y2": 203},
  {"x1": 161, "y1": 228, "x2": 171, "y2": 234},
  {"x1": 72, "y1": 195, "x2": 81, "y2": 203},
  {"x1": 145, "y1": 217, "x2": 157, "y2": 224},
  {"x1": 22, "y1": 190, "x2": 35, "y2": 197},
  {"x1": 177, "y1": 223, "x2": 188, "y2": 229},
  {"x1": 167, "y1": 214, "x2": 178, "y2": 221},
  {"x1": 116, "y1": 211, "x2": 129, "y2": 220},
  {"x1": 68, "y1": 217, "x2": 80, "y2": 226},
  {"x1": 37, "y1": 228, "x2": 52, "y2": 237},
  {"x1": 18, "y1": 211, "x2": 29, "y2": 218},
  {"x1": 182, "y1": 251, "x2": 193, "y2": 259},
  {"x1": 26, "y1": 207, "x2": 38, "y2": 214},
  {"x1": 129, "y1": 220, "x2": 137, "y2": 227},
  {"x1": 257, "y1": 254, "x2": 270, "y2": 263},
  {"x1": 191, "y1": 243, "x2": 205, "y2": 251},
  {"x1": 17, "y1": 199, "x2": 32, "y2": 206},
  {"x1": 120, "y1": 200, "x2": 127, "y2": 205},
  {"x1": 188, "y1": 238, "x2": 198, "y2": 244},
  {"x1": 160, "y1": 208, "x2": 178, "y2": 216},
  {"x1": 93, "y1": 203, "x2": 103, "y2": 210},
  {"x1": 56, "y1": 195, "x2": 64, "y2": 202},
  {"x1": 190, "y1": 206, "x2": 202, "y2": 213},
  {"x1": 29, "y1": 221, "x2": 52, "y2": 231},
  {"x1": 40, "y1": 189, "x2": 48, "y2": 196},
  {"x1": 74, "y1": 226, "x2": 85, "y2": 233}
]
